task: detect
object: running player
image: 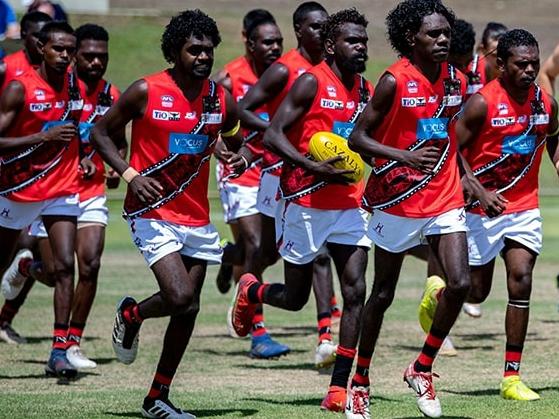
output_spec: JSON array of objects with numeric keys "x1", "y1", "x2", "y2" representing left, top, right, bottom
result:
[
  {"x1": 455, "y1": 29, "x2": 557, "y2": 401},
  {"x1": 239, "y1": 1, "x2": 342, "y2": 366},
  {"x1": 346, "y1": 1, "x2": 469, "y2": 417},
  {"x1": 0, "y1": 10, "x2": 52, "y2": 344},
  {"x1": 538, "y1": 42, "x2": 559, "y2": 95},
  {"x1": 28, "y1": 23, "x2": 125, "y2": 369},
  {"x1": 0, "y1": 21, "x2": 83, "y2": 379},
  {"x1": 212, "y1": 9, "x2": 289, "y2": 358},
  {"x1": 230, "y1": 8, "x2": 373, "y2": 411},
  {"x1": 91, "y1": 10, "x2": 249, "y2": 418}
]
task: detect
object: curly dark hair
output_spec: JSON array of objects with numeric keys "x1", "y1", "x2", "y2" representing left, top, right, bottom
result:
[
  {"x1": 386, "y1": 0, "x2": 455, "y2": 58},
  {"x1": 321, "y1": 8, "x2": 367, "y2": 44},
  {"x1": 450, "y1": 19, "x2": 475, "y2": 56},
  {"x1": 37, "y1": 20, "x2": 74, "y2": 44},
  {"x1": 497, "y1": 29, "x2": 538, "y2": 61},
  {"x1": 161, "y1": 9, "x2": 221, "y2": 64},
  {"x1": 75, "y1": 23, "x2": 109, "y2": 47}
]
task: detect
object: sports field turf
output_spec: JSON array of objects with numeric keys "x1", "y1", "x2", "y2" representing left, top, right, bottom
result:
[{"x1": 1, "y1": 8, "x2": 559, "y2": 418}]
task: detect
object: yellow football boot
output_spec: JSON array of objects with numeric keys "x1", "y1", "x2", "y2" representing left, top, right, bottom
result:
[
  {"x1": 418, "y1": 275, "x2": 445, "y2": 334},
  {"x1": 500, "y1": 376, "x2": 540, "y2": 401}
]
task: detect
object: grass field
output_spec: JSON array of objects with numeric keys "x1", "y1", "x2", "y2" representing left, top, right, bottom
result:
[{"x1": 1, "y1": 7, "x2": 559, "y2": 419}]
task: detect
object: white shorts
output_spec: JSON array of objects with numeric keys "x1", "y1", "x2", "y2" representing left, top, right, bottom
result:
[
  {"x1": 0, "y1": 194, "x2": 80, "y2": 231},
  {"x1": 257, "y1": 171, "x2": 280, "y2": 218},
  {"x1": 29, "y1": 195, "x2": 109, "y2": 238},
  {"x1": 128, "y1": 218, "x2": 223, "y2": 267},
  {"x1": 368, "y1": 207, "x2": 467, "y2": 253},
  {"x1": 218, "y1": 181, "x2": 259, "y2": 224},
  {"x1": 277, "y1": 203, "x2": 371, "y2": 265},
  {"x1": 467, "y1": 209, "x2": 542, "y2": 266}
]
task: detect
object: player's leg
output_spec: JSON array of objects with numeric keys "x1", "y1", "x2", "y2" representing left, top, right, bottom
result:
[
  {"x1": 500, "y1": 239, "x2": 539, "y2": 401},
  {"x1": 312, "y1": 254, "x2": 337, "y2": 368},
  {"x1": 66, "y1": 223, "x2": 105, "y2": 369},
  {"x1": 216, "y1": 222, "x2": 242, "y2": 293},
  {"x1": 43, "y1": 215, "x2": 78, "y2": 379},
  {"x1": 141, "y1": 255, "x2": 206, "y2": 418}
]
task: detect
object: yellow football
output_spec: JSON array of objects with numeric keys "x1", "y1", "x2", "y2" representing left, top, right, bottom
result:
[{"x1": 308, "y1": 131, "x2": 364, "y2": 183}]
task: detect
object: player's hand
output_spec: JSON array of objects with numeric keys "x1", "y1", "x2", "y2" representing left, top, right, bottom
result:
[
  {"x1": 403, "y1": 146, "x2": 439, "y2": 174},
  {"x1": 222, "y1": 151, "x2": 249, "y2": 175},
  {"x1": 43, "y1": 123, "x2": 76, "y2": 142},
  {"x1": 79, "y1": 157, "x2": 96, "y2": 179},
  {"x1": 129, "y1": 175, "x2": 164, "y2": 204},
  {"x1": 461, "y1": 176, "x2": 475, "y2": 206},
  {"x1": 309, "y1": 156, "x2": 353, "y2": 184},
  {"x1": 105, "y1": 168, "x2": 121, "y2": 189},
  {"x1": 479, "y1": 190, "x2": 508, "y2": 218},
  {"x1": 214, "y1": 139, "x2": 229, "y2": 162}
]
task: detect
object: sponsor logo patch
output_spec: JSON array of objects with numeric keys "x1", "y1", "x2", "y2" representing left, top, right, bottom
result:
[
  {"x1": 30, "y1": 102, "x2": 51, "y2": 112},
  {"x1": 332, "y1": 121, "x2": 355, "y2": 139},
  {"x1": 416, "y1": 118, "x2": 449, "y2": 140},
  {"x1": 320, "y1": 98, "x2": 344, "y2": 110},
  {"x1": 401, "y1": 97, "x2": 426, "y2": 107},
  {"x1": 442, "y1": 95, "x2": 462, "y2": 106},
  {"x1": 491, "y1": 117, "x2": 515, "y2": 127},
  {"x1": 326, "y1": 85, "x2": 337, "y2": 97},
  {"x1": 530, "y1": 114, "x2": 549, "y2": 125},
  {"x1": 168, "y1": 133, "x2": 209, "y2": 154},
  {"x1": 498, "y1": 103, "x2": 509, "y2": 115},
  {"x1": 201, "y1": 112, "x2": 223, "y2": 124},
  {"x1": 502, "y1": 134, "x2": 536, "y2": 155},
  {"x1": 407, "y1": 81, "x2": 418, "y2": 93},
  {"x1": 161, "y1": 95, "x2": 174, "y2": 108},
  {"x1": 153, "y1": 110, "x2": 181, "y2": 121}
]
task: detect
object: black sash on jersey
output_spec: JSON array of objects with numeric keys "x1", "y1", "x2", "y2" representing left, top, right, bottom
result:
[
  {"x1": 362, "y1": 65, "x2": 461, "y2": 212},
  {"x1": 0, "y1": 72, "x2": 82, "y2": 196},
  {"x1": 123, "y1": 80, "x2": 220, "y2": 219},
  {"x1": 467, "y1": 84, "x2": 547, "y2": 209},
  {"x1": 81, "y1": 81, "x2": 113, "y2": 159},
  {"x1": 279, "y1": 76, "x2": 370, "y2": 202}
]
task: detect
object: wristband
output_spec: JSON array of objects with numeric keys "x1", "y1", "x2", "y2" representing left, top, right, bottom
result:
[
  {"x1": 122, "y1": 166, "x2": 140, "y2": 183},
  {"x1": 240, "y1": 154, "x2": 249, "y2": 169},
  {"x1": 222, "y1": 120, "x2": 240, "y2": 138}
]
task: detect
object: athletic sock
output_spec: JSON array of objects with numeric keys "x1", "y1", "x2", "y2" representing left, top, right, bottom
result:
[
  {"x1": 504, "y1": 343, "x2": 523, "y2": 377},
  {"x1": 330, "y1": 345, "x2": 356, "y2": 388},
  {"x1": 247, "y1": 282, "x2": 273, "y2": 304},
  {"x1": 52, "y1": 323, "x2": 68, "y2": 350},
  {"x1": 123, "y1": 304, "x2": 143, "y2": 326},
  {"x1": 146, "y1": 366, "x2": 174, "y2": 401},
  {"x1": 415, "y1": 327, "x2": 446, "y2": 372},
  {"x1": 66, "y1": 321, "x2": 85, "y2": 348},
  {"x1": 351, "y1": 351, "x2": 372, "y2": 388},
  {"x1": 317, "y1": 312, "x2": 332, "y2": 342},
  {"x1": 251, "y1": 308, "x2": 267, "y2": 337},
  {"x1": 330, "y1": 295, "x2": 341, "y2": 316},
  {"x1": 0, "y1": 301, "x2": 18, "y2": 325}
]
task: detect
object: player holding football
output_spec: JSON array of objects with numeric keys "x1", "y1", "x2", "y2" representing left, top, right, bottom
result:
[
  {"x1": 239, "y1": 1, "x2": 343, "y2": 366},
  {"x1": 92, "y1": 10, "x2": 249, "y2": 418},
  {"x1": 230, "y1": 8, "x2": 375, "y2": 412},
  {"x1": 346, "y1": 1, "x2": 470, "y2": 417},
  {"x1": 212, "y1": 9, "x2": 290, "y2": 358},
  {"x1": 440, "y1": 29, "x2": 558, "y2": 401}
]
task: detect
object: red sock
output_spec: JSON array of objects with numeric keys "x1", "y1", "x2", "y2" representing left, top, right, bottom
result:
[
  {"x1": 330, "y1": 295, "x2": 341, "y2": 317},
  {"x1": 123, "y1": 304, "x2": 143, "y2": 325},
  {"x1": 0, "y1": 301, "x2": 18, "y2": 324},
  {"x1": 416, "y1": 328, "x2": 445, "y2": 372},
  {"x1": 251, "y1": 309, "x2": 267, "y2": 337},
  {"x1": 52, "y1": 323, "x2": 68, "y2": 350},
  {"x1": 317, "y1": 312, "x2": 332, "y2": 342},
  {"x1": 147, "y1": 368, "x2": 174, "y2": 399},
  {"x1": 351, "y1": 353, "x2": 372, "y2": 387},
  {"x1": 504, "y1": 343, "x2": 523, "y2": 377},
  {"x1": 67, "y1": 322, "x2": 85, "y2": 348}
]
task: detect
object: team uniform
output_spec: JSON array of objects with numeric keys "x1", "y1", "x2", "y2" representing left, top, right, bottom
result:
[
  {"x1": 1, "y1": 49, "x2": 35, "y2": 91},
  {"x1": 462, "y1": 81, "x2": 552, "y2": 265},
  {"x1": 0, "y1": 69, "x2": 83, "y2": 229},
  {"x1": 30, "y1": 78, "x2": 120, "y2": 237},
  {"x1": 362, "y1": 58, "x2": 467, "y2": 252},
  {"x1": 125, "y1": 70, "x2": 227, "y2": 267},
  {"x1": 216, "y1": 56, "x2": 265, "y2": 223},
  {"x1": 464, "y1": 53, "x2": 487, "y2": 99},
  {"x1": 258, "y1": 49, "x2": 313, "y2": 218},
  {"x1": 277, "y1": 61, "x2": 373, "y2": 265}
]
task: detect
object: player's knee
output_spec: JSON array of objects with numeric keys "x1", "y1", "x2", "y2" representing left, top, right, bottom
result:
[
  {"x1": 341, "y1": 277, "x2": 366, "y2": 309},
  {"x1": 53, "y1": 254, "x2": 75, "y2": 280},
  {"x1": 79, "y1": 256, "x2": 101, "y2": 281},
  {"x1": 509, "y1": 271, "x2": 532, "y2": 298},
  {"x1": 446, "y1": 274, "x2": 471, "y2": 299},
  {"x1": 372, "y1": 288, "x2": 396, "y2": 311},
  {"x1": 166, "y1": 290, "x2": 194, "y2": 314},
  {"x1": 285, "y1": 294, "x2": 309, "y2": 311},
  {"x1": 467, "y1": 286, "x2": 489, "y2": 304}
]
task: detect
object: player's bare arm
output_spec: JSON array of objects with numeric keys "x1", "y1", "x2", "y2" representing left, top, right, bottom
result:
[
  {"x1": 239, "y1": 62, "x2": 289, "y2": 131},
  {"x1": 348, "y1": 73, "x2": 439, "y2": 172},
  {"x1": 0, "y1": 80, "x2": 76, "y2": 149},
  {"x1": 538, "y1": 43, "x2": 559, "y2": 95},
  {"x1": 545, "y1": 95, "x2": 559, "y2": 172},
  {"x1": 456, "y1": 92, "x2": 508, "y2": 216},
  {"x1": 263, "y1": 73, "x2": 350, "y2": 183},
  {"x1": 92, "y1": 78, "x2": 163, "y2": 203},
  {"x1": 0, "y1": 61, "x2": 7, "y2": 91},
  {"x1": 211, "y1": 68, "x2": 232, "y2": 92}
]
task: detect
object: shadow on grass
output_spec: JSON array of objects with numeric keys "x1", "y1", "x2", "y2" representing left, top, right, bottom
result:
[
  {"x1": 105, "y1": 408, "x2": 259, "y2": 418},
  {"x1": 245, "y1": 394, "x2": 398, "y2": 405},
  {"x1": 445, "y1": 385, "x2": 559, "y2": 397},
  {"x1": 238, "y1": 362, "x2": 316, "y2": 371},
  {"x1": 191, "y1": 348, "x2": 307, "y2": 357},
  {"x1": 93, "y1": 357, "x2": 118, "y2": 365},
  {"x1": 24, "y1": 336, "x2": 100, "y2": 344},
  {"x1": 393, "y1": 416, "x2": 472, "y2": 419},
  {"x1": 0, "y1": 371, "x2": 99, "y2": 383}
]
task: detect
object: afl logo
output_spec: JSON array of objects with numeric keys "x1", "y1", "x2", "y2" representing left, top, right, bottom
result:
[{"x1": 161, "y1": 95, "x2": 174, "y2": 108}]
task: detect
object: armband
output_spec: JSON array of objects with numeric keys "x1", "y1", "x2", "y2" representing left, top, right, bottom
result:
[{"x1": 221, "y1": 120, "x2": 240, "y2": 138}]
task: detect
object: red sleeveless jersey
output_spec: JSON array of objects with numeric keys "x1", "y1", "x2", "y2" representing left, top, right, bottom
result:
[
  {"x1": 1, "y1": 50, "x2": 34, "y2": 91},
  {"x1": 2, "y1": 69, "x2": 82, "y2": 202},
  {"x1": 128, "y1": 70, "x2": 227, "y2": 226},
  {"x1": 263, "y1": 49, "x2": 313, "y2": 176},
  {"x1": 463, "y1": 80, "x2": 552, "y2": 215},
  {"x1": 465, "y1": 54, "x2": 487, "y2": 99},
  {"x1": 218, "y1": 55, "x2": 265, "y2": 187},
  {"x1": 362, "y1": 58, "x2": 466, "y2": 217},
  {"x1": 281, "y1": 61, "x2": 373, "y2": 209},
  {"x1": 77, "y1": 78, "x2": 120, "y2": 201}
]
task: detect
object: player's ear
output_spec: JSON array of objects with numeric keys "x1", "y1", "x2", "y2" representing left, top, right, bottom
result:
[
  {"x1": 294, "y1": 23, "x2": 302, "y2": 39},
  {"x1": 241, "y1": 29, "x2": 248, "y2": 45},
  {"x1": 324, "y1": 36, "x2": 334, "y2": 56},
  {"x1": 496, "y1": 55, "x2": 505, "y2": 73},
  {"x1": 247, "y1": 37, "x2": 256, "y2": 53},
  {"x1": 405, "y1": 29, "x2": 415, "y2": 49}
]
